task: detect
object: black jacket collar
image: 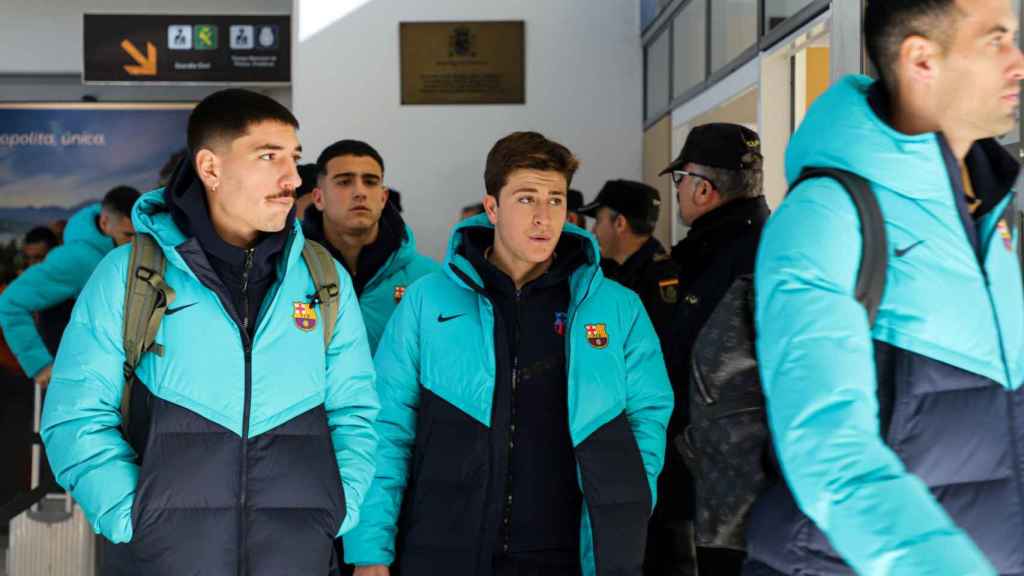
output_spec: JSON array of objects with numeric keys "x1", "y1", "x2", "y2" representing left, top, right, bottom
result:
[
  {"x1": 459, "y1": 227, "x2": 587, "y2": 298},
  {"x1": 684, "y1": 196, "x2": 769, "y2": 245},
  {"x1": 302, "y1": 202, "x2": 406, "y2": 295},
  {"x1": 617, "y1": 237, "x2": 667, "y2": 280}
]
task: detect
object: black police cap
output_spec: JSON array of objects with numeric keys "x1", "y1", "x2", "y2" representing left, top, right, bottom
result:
[
  {"x1": 659, "y1": 122, "x2": 763, "y2": 175},
  {"x1": 578, "y1": 179, "x2": 661, "y2": 224}
]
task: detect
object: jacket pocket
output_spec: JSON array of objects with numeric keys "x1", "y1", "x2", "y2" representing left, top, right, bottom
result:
[{"x1": 575, "y1": 411, "x2": 651, "y2": 575}]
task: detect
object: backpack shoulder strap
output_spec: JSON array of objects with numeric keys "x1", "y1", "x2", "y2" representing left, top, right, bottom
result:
[
  {"x1": 302, "y1": 240, "x2": 341, "y2": 348},
  {"x1": 788, "y1": 167, "x2": 888, "y2": 325},
  {"x1": 121, "y1": 233, "x2": 175, "y2": 422}
]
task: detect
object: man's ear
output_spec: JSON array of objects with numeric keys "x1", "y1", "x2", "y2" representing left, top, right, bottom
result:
[
  {"x1": 195, "y1": 148, "x2": 221, "y2": 194},
  {"x1": 694, "y1": 180, "x2": 718, "y2": 208},
  {"x1": 483, "y1": 194, "x2": 499, "y2": 226},
  {"x1": 97, "y1": 209, "x2": 110, "y2": 237},
  {"x1": 900, "y1": 34, "x2": 942, "y2": 85},
  {"x1": 313, "y1": 187, "x2": 326, "y2": 211},
  {"x1": 614, "y1": 213, "x2": 629, "y2": 234}
]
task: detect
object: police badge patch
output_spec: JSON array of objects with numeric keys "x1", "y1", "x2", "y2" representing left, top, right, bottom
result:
[
  {"x1": 658, "y1": 278, "x2": 679, "y2": 303},
  {"x1": 293, "y1": 301, "x2": 317, "y2": 332},
  {"x1": 585, "y1": 323, "x2": 609, "y2": 349}
]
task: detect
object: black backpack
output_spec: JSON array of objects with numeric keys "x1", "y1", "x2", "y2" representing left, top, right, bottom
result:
[{"x1": 676, "y1": 167, "x2": 888, "y2": 551}]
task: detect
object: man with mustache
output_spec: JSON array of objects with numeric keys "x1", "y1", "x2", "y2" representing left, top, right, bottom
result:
[
  {"x1": 40, "y1": 89, "x2": 379, "y2": 575},
  {"x1": 345, "y1": 131, "x2": 674, "y2": 576}
]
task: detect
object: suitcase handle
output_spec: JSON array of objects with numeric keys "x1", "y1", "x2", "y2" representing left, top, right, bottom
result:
[{"x1": 31, "y1": 383, "x2": 73, "y2": 516}]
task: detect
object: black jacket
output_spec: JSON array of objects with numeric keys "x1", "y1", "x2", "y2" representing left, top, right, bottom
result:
[
  {"x1": 662, "y1": 196, "x2": 770, "y2": 520},
  {"x1": 461, "y1": 228, "x2": 586, "y2": 573},
  {"x1": 601, "y1": 237, "x2": 679, "y2": 355}
]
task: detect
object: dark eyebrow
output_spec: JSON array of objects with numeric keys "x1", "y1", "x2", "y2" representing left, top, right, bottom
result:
[
  {"x1": 253, "y1": 143, "x2": 302, "y2": 153},
  {"x1": 331, "y1": 171, "x2": 381, "y2": 180},
  {"x1": 985, "y1": 24, "x2": 1012, "y2": 37}
]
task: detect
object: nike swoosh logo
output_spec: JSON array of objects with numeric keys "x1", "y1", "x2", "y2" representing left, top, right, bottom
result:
[
  {"x1": 437, "y1": 313, "x2": 465, "y2": 323},
  {"x1": 165, "y1": 303, "x2": 197, "y2": 316},
  {"x1": 894, "y1": 240, "x2": 925, "y2": 258}
]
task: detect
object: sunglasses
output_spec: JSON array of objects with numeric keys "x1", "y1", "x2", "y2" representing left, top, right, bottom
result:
[{"x1": 671, "y1": 170, "x2": 717, "y2": 190}]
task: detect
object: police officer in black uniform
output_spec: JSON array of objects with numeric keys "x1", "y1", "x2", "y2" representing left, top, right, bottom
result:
[
  {"x1": 578, "y1": 179, "x2": 679, "y2": 350},
  {"x1": 662, "y1": 123, "x2": 770, "y2": 576}
]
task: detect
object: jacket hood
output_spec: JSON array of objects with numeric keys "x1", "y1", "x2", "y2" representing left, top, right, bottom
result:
[
  {"x1": 303, "y1": 202, "x2": 419, "y2": 292},
  {"x1": 64, "y1": 203, "x2": 114, "y2": 254},
  {"x1": 444, "y1": 214, "x2": 604, "y2": 306},
  {"x1": 787, "y1": 75, "x2": 1018, "y2": 205}
]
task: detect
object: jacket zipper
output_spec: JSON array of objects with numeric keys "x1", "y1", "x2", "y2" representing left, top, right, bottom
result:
[
  {"x1": 238, "y1": 248, "x2": 254, "y2": 576},
  {"x1": 501, "y1": 289, "x2": 522, "y2": 554}
]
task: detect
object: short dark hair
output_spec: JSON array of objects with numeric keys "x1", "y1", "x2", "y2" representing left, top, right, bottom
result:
[
  {"x1": 484, "y1": 132, "x2": 579, "y2": 200},
  {"x1": 316, "y1": 140, "x2": 385, "y2": 176},
  {"x1": 187, "y1": 89, "x2": 298, "y2": 153},
  {"x1": 24, "y1": 226, "x2": 58, "y2": 248},
  {"x1": 101, "y1": 186, "x2": 141, "y2": 218},
  {"x1": 609, "y1": 209, "x2": 655, "y2": 236},
  {"x1": 296, "y1": 163, "x2": 319, "y2": 198},
  {"x1": 864, "y1": 0, "x2": 960, "y2": 92}
]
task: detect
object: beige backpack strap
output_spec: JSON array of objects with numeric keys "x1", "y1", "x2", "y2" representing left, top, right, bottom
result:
[
  {"x1": 301, "y1": 240, "x2": 341, "y2": 348},
  {"x1": 120, "y1": 234, "x2": 175, "y2": 425}
]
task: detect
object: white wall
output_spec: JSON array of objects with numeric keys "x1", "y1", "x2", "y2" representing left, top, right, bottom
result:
[
  {"x1": 294, "y1": 0, "x2": 643, "y2": 260},
  {"x1": 0, "y1": 0, "x2": 292, "y2": 105}
]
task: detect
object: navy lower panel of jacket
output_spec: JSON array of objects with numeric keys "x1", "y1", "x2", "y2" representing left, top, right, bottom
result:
[
  {"x1": 747, "y1": 342, "x2": 1024, "y2": 575},
  {"x1": 109, "y1": 396, "x2": 346, "y2": 576},
  {"x1": 742, "y1": 560, "x2": 787, "y2": 576},
  {"x1": 393, "y1": 389, "x2": 651, "y2": 576}
]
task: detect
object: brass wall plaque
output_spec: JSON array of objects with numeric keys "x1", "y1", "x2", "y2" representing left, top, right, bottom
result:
[{"x1": 400, "y1": 21, "x2": 525, "y2": 105}]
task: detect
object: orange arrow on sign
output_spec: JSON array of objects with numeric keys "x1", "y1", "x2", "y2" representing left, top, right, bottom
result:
[{"x1": 121, "y1": 39, "x2": 157, "y2": 76}]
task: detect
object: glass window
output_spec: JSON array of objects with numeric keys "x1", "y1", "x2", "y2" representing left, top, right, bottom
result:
[
  {"x1": 710, "y1": 0, "x2": 758, "y2": 72},
  {"x1": 646, "y1": 29, "x2": 671, "y2": 121},
  {"x1": 764, "y1": 0, "x2": 818, "y2": 33},
  {"x1": 641, "y1": 0, "x2": 658, "y2": 31},
  {"x1": 673, "y1": 0, "x2": 707, "y2": 98}
]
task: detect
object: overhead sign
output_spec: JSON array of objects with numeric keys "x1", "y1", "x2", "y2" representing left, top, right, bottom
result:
[
  {"x1": 400, "y1": 21, "x2": 525, "y2": 105},
  {"x1": 83, "y1": 14, "x2": 290, "y2": 85}
]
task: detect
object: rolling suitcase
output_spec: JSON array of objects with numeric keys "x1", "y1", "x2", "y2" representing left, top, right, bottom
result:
[{"x1": 7, "y1": 384, "x2": 96, "y2": 576}]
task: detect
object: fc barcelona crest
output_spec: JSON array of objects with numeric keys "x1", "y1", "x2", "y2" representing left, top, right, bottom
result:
[
  {"x1": 293, "y1": 301, "x2": 318, "y2": 332},
  {"x1": 585, "y1": 323, "x2": 609, "y2": 349},
  {"x1": 393, "y1": 285, "x2": 407, "y2": 303}
]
